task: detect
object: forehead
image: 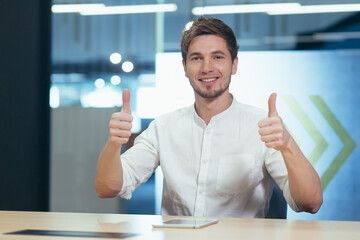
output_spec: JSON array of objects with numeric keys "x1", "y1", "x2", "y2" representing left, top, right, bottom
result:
[{"x1": 187, "y1": 34, "x2": 229, "y2": 55}]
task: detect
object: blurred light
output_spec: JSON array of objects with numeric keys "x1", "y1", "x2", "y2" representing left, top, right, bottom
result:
[
  {"x1": 52, "y1": 4, "x2": 105, "y2": 13},
  {"x1": 50, "y1": 86, "x2": 60, "y2": 108},
  {"x1": 192, "y1": 3, "x2": 301, "y2": 15},
  {"x1": 111, "y1": 75, "x2": 121, "y2": 85},
  {"x1": 110, "y1": 53, "x2": 122, "y2": 64},
  {"x1": 268, "y1": 4, "x2": 360, "y2": 15},
  {"x1": 81, "y1": 88, "x2": 121, "y2": 108},
  {"x1": 95, "y1": 78, "x2": 105, "y2": 88},
  {"x1": 192, "y1": 3, "x2": 360, "y2": 15},
  {"x1": 122, "y1": 61, "x2": 134, "y2": 73},
  {"x1": 184, "y1": 21, "x2": 193, "y2": 31},
  {"x1": 80, "y1": 4, "x2": 177, "y2": 15},
  {"x1": 313, "y1": 33, "x2": 345, "y2": 41}
]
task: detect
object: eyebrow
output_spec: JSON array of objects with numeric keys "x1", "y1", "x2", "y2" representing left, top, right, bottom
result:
[
  {"x1": 188, "y1": 50, "x2": 226, "y2": 57},
  {"x1": 212, "y1": 50, "x2": 226, "y2": 55},
  {"x1": 188, "y1": 52, "x2": 201, "y2": 58}
]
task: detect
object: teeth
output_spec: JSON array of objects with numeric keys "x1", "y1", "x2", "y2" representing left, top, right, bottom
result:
[{"x1": 200, "y1": 78, "x2": 217, "y2": 82}]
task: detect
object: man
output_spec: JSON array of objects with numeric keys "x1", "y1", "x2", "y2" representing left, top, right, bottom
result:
[{"x1": 95, "y1": 16, "x2": 323, "y2": 217}]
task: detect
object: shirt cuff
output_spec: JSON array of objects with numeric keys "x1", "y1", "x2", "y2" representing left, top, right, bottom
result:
[{"x1": 117, "y1": 184, "x2": 133, "y2": 200}]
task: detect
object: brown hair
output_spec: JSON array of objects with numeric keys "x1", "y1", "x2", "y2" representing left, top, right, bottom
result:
[{"x1": 181, "y1": 16, "x2": 239, "y2": 63}]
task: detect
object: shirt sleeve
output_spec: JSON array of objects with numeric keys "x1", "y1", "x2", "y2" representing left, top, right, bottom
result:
[
  {"x1": 118, "y1": 121, "x2": 160, "y2": 199},
  {"x1": 265, "y1": 148, "x2": 302, "y2": 212}
]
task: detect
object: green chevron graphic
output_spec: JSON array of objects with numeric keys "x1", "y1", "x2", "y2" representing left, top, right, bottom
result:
[
  {"x1": 284, "y1": 95, "x2": 356, "y2": 190},
  {"x1": 283, "y1": 96, "x2": 328, "y2": 165},
  {"x1": 310, "y1": 96, "x2": 356, "y2": 190}
]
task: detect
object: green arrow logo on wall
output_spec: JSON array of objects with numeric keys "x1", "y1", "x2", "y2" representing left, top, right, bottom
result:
[
  {"x1": 283, "y1": 96, "x2": 328, "y2": 165},
  {"x1": 284, "y1": 95, "x2": 356, "y2": 190}
]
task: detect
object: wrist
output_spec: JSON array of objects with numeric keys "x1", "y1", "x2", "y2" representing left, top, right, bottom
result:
[
  {"x1": 106, "y1": 138, "x2": 123, "y2": 152},
  {"x1": 280, "y1": 135, "x2": 295, "y2": 154}
]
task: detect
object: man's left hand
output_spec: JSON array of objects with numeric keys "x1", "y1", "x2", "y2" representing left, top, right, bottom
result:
[{"x1": 258, "y1": 93, "x2": 290, "y2": 151}]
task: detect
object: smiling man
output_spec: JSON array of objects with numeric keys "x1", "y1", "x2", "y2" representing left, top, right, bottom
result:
[{"x1": 95, "y1": 16, "x2": 323, "y2": 217}]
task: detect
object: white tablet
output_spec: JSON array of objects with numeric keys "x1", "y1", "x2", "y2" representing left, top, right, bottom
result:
[{"x1": 152, "y1": 218, "x2": 219, "y2": 229}]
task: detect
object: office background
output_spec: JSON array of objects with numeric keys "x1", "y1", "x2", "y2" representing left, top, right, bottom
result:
[{"x1": 1, "y1": 0, "x2": 359, "y2": 221}]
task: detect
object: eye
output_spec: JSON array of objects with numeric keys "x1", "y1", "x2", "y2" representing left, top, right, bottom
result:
[
  {"x1": 214, "y1": 55, "x2": 224, "y2": 60},
  {"x1": 191, "y1": 56, "x2": 200, "y2": 61}
]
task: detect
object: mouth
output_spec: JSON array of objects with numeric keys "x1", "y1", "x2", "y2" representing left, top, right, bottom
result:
[{"x1": 199, "y1": 77, "x2": 218, "y2": 83}]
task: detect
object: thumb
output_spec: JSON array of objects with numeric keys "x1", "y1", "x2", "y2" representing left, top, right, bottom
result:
[
  {"x1": 121, "y1": 89, "x2": 131, "y2": 114},
  {"x1": 268, "y1": 93, "x2": 278, "y2": 117}
]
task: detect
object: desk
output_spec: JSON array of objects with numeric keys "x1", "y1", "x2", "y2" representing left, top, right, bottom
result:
[{"x1": 1, "y1": 211, "x2": 359, "y2": 240}]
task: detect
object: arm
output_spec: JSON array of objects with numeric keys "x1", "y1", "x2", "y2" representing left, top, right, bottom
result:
[
  {"x1": 95, "y1": 89, "x2": 133, "y2": 198},
  {"x1": 258, "y1": 93, "x2": 323, "y2": 213}
]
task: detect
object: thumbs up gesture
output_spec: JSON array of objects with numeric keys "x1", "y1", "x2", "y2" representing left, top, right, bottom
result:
[
  {"x1": 108, "y1": 89, "x2": 133, "y2": 146},
  {"x1": 258, "y1": 93, "x2": 290, "y2": 151}
]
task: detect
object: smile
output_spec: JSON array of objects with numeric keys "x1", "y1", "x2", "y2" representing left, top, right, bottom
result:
[{"x1": 199, "y1": 78, "x2": 218, "y2": 82}]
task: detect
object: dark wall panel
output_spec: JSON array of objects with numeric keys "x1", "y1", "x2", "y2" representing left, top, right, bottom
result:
[{"x1": 0, "y1": 1, "x2": 51, "y2": 210}]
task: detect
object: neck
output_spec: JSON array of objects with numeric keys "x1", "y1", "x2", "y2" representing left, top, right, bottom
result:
[{"x1": 194, "y1": 91, "x2": 233, "y2": 125}]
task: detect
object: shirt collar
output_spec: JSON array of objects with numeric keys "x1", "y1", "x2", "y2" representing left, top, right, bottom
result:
[{"x1": 192, "y1": 94, "x2": 238, "y2": 127}]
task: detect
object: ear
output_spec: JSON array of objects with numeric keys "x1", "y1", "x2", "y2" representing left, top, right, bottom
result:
[
  {"x1": 182, "y1": 60, "x2": 188, "y2": 78},
  {"x1": 231, "y1": 57, "x2": 238, "y2": 75}
]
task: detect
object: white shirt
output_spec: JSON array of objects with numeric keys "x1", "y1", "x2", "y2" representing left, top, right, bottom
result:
[{"x1": 119, "y1": 98, "x2": 300, "y2": 217}]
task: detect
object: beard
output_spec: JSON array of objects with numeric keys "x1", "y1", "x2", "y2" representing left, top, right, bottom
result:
[{"x1": 190, "y1": 79, "x2": 231, "y2": 99}]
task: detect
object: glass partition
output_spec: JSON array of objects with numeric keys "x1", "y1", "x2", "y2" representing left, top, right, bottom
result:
[{"x1": 50, "y1": 0, "x2": 360, "y2": 220}]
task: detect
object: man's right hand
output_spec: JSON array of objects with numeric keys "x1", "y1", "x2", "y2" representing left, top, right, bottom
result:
[
  {"x1": 96, "y1": 89, "x2": 132, "y2": 198},
  {"x1": 108, "y1": 89, "x2": 133, "y2": 146}
]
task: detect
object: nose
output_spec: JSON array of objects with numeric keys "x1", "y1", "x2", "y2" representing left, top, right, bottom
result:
[{"x1": 201, "y1": 58, "x2": 214, "y2": 73}]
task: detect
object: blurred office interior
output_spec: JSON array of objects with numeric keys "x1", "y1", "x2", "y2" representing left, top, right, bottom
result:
[{"x1": 1, "y1": 0, "x2": 360, "y2": 221}]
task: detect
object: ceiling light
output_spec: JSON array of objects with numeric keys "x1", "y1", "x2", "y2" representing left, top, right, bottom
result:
[
  {"x1": 95, "y1": 78, "x2": 105, "y2": 89},
  {"x1": 267, "y1": 4, "x2": 360, "y2": 15},
  {"x1": 110, "y1": 53, "x2": 122, "y2": 64},
  {"x1": 192, "y1": 3, "x2": 360, "y2": 16},
  {"x1": 122, "y1": 61, "x2": 134, "y2": 73},
  {"x1": 110, "y1": 75, "x2": 121, "y2": 85},
  {"x1": 80, "y1": 4, "x2": 177, "y2": 15},
  {"x1": 52, "y1": 4, "x2": 105, "y2": 13},
  {"x1": 192, "y1": 3, "x2": 301, "y2": 15}
]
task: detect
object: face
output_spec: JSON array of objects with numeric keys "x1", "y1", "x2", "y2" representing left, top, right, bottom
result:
[{"x1": 182, "y1": 34, "x2": 238, "y2": 99}]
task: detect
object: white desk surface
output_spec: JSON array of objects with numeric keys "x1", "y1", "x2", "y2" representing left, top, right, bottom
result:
[{"x1": 1, "y1": 211, "x2": 360, "y2": 240}]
